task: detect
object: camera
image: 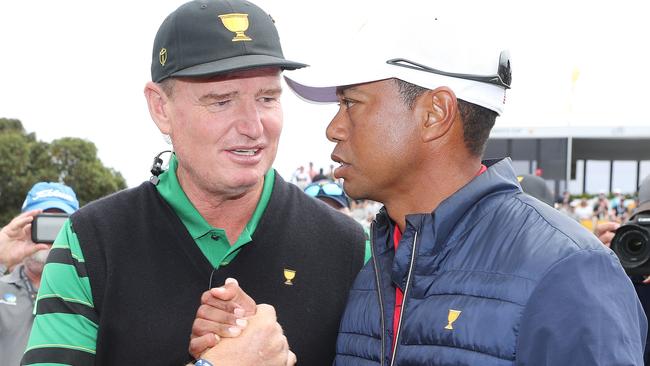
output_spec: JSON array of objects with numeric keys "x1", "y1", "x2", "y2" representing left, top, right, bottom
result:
[
  {"x1": 611, "y1": 211, "x2": 650, "y2": 276},
  {"x1": 31, "y1": 213, "x2": 69, "y2": 244}
]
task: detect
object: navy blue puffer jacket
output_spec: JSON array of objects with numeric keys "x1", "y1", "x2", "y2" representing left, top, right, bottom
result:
[{"x1": 334, "y1": 159, "x2": 647, "y2": 366}]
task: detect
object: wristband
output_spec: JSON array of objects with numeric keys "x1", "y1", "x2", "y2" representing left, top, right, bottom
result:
[{"x1": 195, "y1": 359, "x2": 214, "y2": 366}]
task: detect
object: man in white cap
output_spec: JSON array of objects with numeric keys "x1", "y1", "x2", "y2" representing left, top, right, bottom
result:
[{"x1": 281, "y1": 15, "x2": 647, "y2": 365}]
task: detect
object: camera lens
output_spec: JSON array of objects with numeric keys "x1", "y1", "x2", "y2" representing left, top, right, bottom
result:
[
  {"x1": 614, "y1": 227, "x2": 650, "y2": 268},
  {"x1": 622, "y1": 233, "x2": 647, "y2": 255}
]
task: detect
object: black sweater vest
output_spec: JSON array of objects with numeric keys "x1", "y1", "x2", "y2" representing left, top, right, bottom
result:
[{"x1": 71, "y1": 173, "x2": 365, "y2": 365}]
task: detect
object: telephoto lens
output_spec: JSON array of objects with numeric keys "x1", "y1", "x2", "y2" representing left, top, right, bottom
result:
[
  {"x1": 611, "y1": 215, "x2": 650, "y2": 275},
  {"x1": 611, "y1": 175, "x2": 650, "y2": 275}
]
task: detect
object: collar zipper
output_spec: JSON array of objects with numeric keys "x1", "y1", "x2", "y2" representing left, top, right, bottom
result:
[
  {"x1": 370, "y1": 222, "x2": 386, "y2": 366},
  {"x1": 390, "y1": 231, "x2": 419, "y2": 366}
]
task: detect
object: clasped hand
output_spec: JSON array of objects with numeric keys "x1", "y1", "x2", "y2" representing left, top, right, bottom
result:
[{"x1": 189, "y1": 278, "x2": 296, "y2": 366}]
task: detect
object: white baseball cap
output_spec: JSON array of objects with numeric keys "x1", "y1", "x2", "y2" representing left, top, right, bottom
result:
[{"x1": 285, "y1": 15, "x2": 511, "y2": 115}]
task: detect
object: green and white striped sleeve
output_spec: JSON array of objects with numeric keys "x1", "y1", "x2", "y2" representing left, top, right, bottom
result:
[{"x1": 22, "y1": 220, "x2": 98, "y2": 365}]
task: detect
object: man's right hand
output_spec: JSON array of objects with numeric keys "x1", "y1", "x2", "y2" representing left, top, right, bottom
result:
[
  {"x1": 199, "y1": 304, "x2": 296, "y2": 366},
  {"x1": 189, "y1": 278, "x2": 257, "y2": 359},
  {"x1": 0, "y1": 210, "x2": 49, "y2": 269}
]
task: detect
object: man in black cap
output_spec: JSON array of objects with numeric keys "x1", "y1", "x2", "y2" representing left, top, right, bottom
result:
[{"x1": 23, "y1": 1, "x2": 365, "y2": 365}]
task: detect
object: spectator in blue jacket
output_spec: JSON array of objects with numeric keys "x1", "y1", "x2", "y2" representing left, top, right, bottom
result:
[{"x1": 283, "y1": 14, "x2": 646, "y2": 366}]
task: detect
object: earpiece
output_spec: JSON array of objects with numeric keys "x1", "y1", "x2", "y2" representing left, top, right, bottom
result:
[
  {"x1": 150, "y1": 157, "x2": 164, "y2": 177},
  {"x1": 149, "y1": 150, "x2": 172, "y2": 185}
]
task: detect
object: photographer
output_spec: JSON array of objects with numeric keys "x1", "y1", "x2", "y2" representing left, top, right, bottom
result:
[
  {"x1": 0, "y1": 182, "x2": 79, "y2": 366},
  {"x1": 597, "y1": 174, "x2": 650, "y2": 364}
]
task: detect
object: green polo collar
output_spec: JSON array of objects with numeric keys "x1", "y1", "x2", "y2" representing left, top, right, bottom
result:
[{"x1": 155, "y1": 154, "x2": 274, "y2": 267}]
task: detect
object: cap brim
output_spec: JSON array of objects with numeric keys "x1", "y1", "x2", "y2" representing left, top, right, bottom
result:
[
  {"x1": 284, "y1": 62, "x2": 395, "y2": 104},
  {"x1": 284, "y1": 76, "x2": 339, "y2": 103},
  {"x1": 171, "y1": 54, "x2": 307, "y2": 79},
  {"x1": 23, "y1": 201, "x2": 76, "y2": 214},
  {"x1": 284, "y1": 61, "x2": 506, "y2": 115}
]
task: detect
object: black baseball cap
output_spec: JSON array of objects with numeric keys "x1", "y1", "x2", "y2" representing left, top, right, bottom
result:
[
  {"x1": 151, "y1": 0, "x2": 307, "y2": 82},
  {"x1": 517, "y1": 174, "x2": 554, "y2": 207}
]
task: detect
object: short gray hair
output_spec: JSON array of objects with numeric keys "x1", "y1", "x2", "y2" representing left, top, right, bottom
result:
[{"x1": 158, "y1": 78, "x2": 176, "y2": 99}]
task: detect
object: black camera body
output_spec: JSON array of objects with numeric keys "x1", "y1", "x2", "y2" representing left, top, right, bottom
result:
[
  {"x1": 611, "y1": 211, "x2": 650, "y2": 276},
  {"x1": 31, "y1": 213, "x2": 70, "y2": 244}
]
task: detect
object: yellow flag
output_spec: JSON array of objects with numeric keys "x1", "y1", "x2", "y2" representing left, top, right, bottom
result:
[{"x1": 571, "y1": 67, "x2": 580, "y2": 86}]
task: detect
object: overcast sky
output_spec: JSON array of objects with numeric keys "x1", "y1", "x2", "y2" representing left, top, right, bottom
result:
[{"x1": 1, "y1": 0, "x2": 649, "y2": 187}]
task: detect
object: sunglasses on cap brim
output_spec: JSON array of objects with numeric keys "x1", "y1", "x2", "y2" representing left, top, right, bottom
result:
[
  {"x1": 386, "y1": 50, "x2": 512, "y2": 89},
  {"x1": 305, "y1": 182, "x2": 344, "y2": 197}
]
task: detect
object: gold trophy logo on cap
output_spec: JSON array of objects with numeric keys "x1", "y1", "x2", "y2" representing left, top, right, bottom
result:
[
  {"x1": 283, "y1": 269, "x2": 296, "y2": 285},
  {"x1": 159, "y1": 48, "x2": 168, "y2": 66},
  {"x1": 219, "y1": 13, "x2": 252, "y2": 42}
]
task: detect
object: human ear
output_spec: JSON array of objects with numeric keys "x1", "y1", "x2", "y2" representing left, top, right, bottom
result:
[
  {"x1": 144, "y1": 81, "x2": 172, "y2": 135},
  {"x1": 418, "y1": 87, "x2": 457, "y2": 142}
]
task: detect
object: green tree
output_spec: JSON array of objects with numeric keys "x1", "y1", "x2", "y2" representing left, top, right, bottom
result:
[
  {"x1": 50, "y1": 137, "x2": 126, "y2": 207},
  {"x1": 0, "y1": 118, "x2": 126, "y2": 225},
  {"x1": 0, "y1": 121, "x2": 34, "y2": 225}
]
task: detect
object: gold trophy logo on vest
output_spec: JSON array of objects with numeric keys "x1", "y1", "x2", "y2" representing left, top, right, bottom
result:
[
  {"x1": 283, "y1": 268, "x2": 296, "y2": 285},
  {"x1": 444, "y1": 309, "x2": 462, "y2": 330}
]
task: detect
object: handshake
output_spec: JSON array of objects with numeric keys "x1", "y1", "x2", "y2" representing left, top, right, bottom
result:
[{"x1": 188, "y1": 278, "x2": 297, "y2": 366}]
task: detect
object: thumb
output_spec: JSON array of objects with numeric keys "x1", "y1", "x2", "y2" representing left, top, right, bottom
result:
[
  {"x1": 287, "y1": 350, "x2": 297, "y2": 366},
  {"x1": 26, "y1": 244, "x2": 51, "y2": 256}
]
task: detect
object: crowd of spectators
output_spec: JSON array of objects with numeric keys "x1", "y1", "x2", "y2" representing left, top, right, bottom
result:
[
  {"x1": 291, "y1": 162, "x2": 643, "y2": 235},
  {"x1": 556, "y1": 189, "x2": 639, "y2": 232}
]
